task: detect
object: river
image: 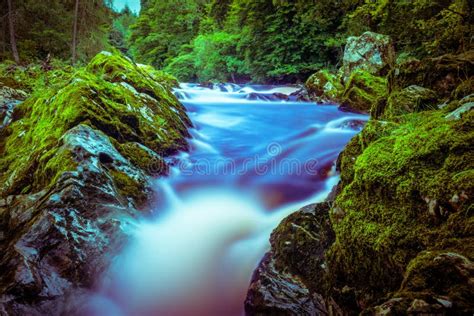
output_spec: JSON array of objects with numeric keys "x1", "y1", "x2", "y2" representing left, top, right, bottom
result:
[{"x1": 85, "y1": 83, "x2": 368, "y2": 316}]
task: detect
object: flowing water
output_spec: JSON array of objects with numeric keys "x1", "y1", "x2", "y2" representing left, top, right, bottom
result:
[{"x1": 86, "y1": 83, "x2": 368, "y2": 316}]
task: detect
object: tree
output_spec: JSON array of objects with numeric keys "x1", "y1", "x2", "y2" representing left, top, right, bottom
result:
[
  {"x1": 129, "y1": 0, "x2": 210, "y2": 68},
  {"x1": 7, "y1": 0, "x2": 19, "y2": 63},
  {"x1": 72, "y1": 0, "x2": 80, "y2": 64}
]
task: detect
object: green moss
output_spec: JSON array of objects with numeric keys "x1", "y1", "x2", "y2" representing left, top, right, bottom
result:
[
  {"x1": 109, "y1": 169, "x2": 148, "y2": 206},
  {"x1": 305, "y1": 69, "x2": 344, "y2": 102},
  {"x1": 0, "y1": 60, "x2": 74, "y2": 93},
  {"x1": 0, "y1": 51, "x2": 189, "y2": 199},
  {"x1": 396, "y1": 251, "x2": 474, "y2": 311},
  {"x1": 341, "y1": 70, "x2": 388, "y2": 113},
  {"x1": 117, "y1": 142, "x2": 169, "y2": 176},
  {"x1": 452, "y1": 77, "x2": 474, "y2": 100},
  {"x1": 382, "y1": 85, "x2": 439, "y2": 119},
  {"x1": 388, "y1": 51, "x2": 474, "y2": 98},
  {"x1": 328, "y1": 109, "x2": 474, "y2": 308}
]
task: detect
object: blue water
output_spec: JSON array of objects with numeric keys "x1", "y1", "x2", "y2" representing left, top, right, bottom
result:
[{"x1": 86, "y1": 83, "x2": 368, "y2": 316}]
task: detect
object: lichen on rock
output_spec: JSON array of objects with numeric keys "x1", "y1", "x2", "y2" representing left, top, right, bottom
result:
[{"x1": 341, "y1": 32, "x2": 395, "y2": 83}]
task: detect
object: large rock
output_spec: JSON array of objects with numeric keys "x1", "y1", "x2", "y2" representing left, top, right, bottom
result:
[
  {"x1": 305, "y1": 70, "x2": 344, "y2": 104},
  {"x1": 327, "y1": 105, "x2": 473, "y2": 311},
  {"x1": 389, "y1": 50, "x2": 474, "y2": 98},
  {"x1": 0, "y1": 51, "x2": 190, "y2": 314},
  {"x1": 379, "y1": 85, "x2": 439, "y2": 119},
  {"x1": 245, "y1": 203, "x2": 342, "y2": 315},
  {"x1": 340, "y1": 70, "x2": 388, "y2": 113},
  {"x1": 245, "y1": 253, "x2": 329, "y2": 316},
  {"x1": 251, "y1": 97, "x2": 474, "y2": 314},
  {"x1": 341, "y1": 32, "x2": 395, "y2": 83}
]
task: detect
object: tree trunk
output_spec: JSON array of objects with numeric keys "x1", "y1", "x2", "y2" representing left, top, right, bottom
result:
[
  {"x1": 2, "y1": 18, "x2": 6, "y2": 55},
  {"x1": 7, "y1": 0, "x2": 19, "y2": 63},
  {"x1": 72, "y1": 0, "x2": 80, "y2": 64}
]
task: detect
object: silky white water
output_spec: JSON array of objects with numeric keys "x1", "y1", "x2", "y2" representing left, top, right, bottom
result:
[{"x1": 84, "y1": 83, "x2": 368, "y2": 316}]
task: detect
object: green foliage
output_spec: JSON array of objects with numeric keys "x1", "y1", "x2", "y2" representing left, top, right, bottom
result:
[
  {"x1": 131, "y1": 0, "x2": 352, "y2": 82},
  {"x1": 129, "y1": 0, "x2": 209, "y2": 68},
  {"x1": 166, "y1": 32, "x2": 245, "y2": 82},
  {"x1": 109, "y1": 6, "x2": 137, "y2": 55},
  {"x1": 0, "y1": 0, "x2": 113, "y2": 63},
  {"x1": 345, "y1": 0, "x2": 473, "y2": 57},
  {"x1": 129, "y1": 0, "x2": 472, "y2": 83}
]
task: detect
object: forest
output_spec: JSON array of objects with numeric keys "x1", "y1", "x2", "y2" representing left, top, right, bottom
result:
[
  {"x1": 0, "y1": 0, "x2": 473, "y2": 315},
  {"x1": 1, "y1": 0, "x2": 472, "y2": 82}
]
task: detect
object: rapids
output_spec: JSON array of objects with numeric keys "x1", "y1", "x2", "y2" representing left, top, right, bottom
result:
[{"x1": 85, "y1": 83, "x2": 368, "y2": 316}]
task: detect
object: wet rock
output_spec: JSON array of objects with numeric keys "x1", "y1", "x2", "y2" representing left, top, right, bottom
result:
[
  {"x1": 289, "y1": 87, "x2": 311, "y2": 102},
  {"x1": 245, "y1": 253, "x2": 329, "y2": 316},
  {"x1": 246, "y1": 203, "x2": 340, "y2": 315},
  {"x1": 272, "y1": 92, "x2": 290, "y2": 101},
  {"x1": 0, "y1": 85, "x2": 28, "y2": 103},
  {"x1": 341, "y1": 32, "x2": 395, "y2": 83},
  {"x1": 305, "y1": 70, "x2": 343, "y2": 103},
  {"x1": 0, "y1": 86, "x2": 27, "y2": 129},
  {"x1": 246, "y1": 92, "x2": 289, "y2": 102}
]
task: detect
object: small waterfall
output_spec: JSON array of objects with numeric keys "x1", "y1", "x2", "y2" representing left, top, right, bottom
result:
[{"x1": 87, "y1": 83, "x2": 368, "y2": 316}]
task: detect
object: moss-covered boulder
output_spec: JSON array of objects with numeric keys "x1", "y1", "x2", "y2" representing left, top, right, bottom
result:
[
  {"x1": 0, "y1": 51, "x2": 190, "y2": 314},
  {"x1": 340, "y1": 70, "x2": 388, "y2": 113},
  {"x1": 0, "y1": 51, "x2": 189, "y2": 198},
  {"x1": 248, "y1": 96, "x2": 473, "y2": 314},
  {"x1": 452, "y1": 77, "x2": 474, "y2": 100},
  {"x1": 380, "y1": 85, "x2": 440, "y2": 119},
  {"x1": 327, "y1": 106, "x2": 473, "y2": 312},
  {"x1": 389, "y1": 51, "x2": 474, "y2": 98},
  {"x1": 305, "y1": 70, "x2": 344, "y2": 103},
  {"x1": 341, "y1": 32, "x2": 395, "y2": 83}
]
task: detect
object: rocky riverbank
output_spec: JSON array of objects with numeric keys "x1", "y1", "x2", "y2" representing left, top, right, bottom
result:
[
  {"x1": 246, "y1": 33, "x2": 473, "y2": 315},
  {"x1": 0, "y1": 51, "x2": 191, "y2": 315}
]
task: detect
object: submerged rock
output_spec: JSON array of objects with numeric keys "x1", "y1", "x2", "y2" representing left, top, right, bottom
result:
[
  {"x1": 0, "y1": 51, "x2": 190, "y2": 314},
  {"x1": 341, "y1": 32, "x2": 395, "y2": 83}
]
